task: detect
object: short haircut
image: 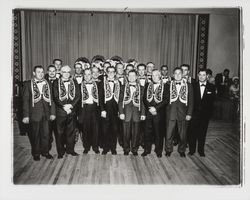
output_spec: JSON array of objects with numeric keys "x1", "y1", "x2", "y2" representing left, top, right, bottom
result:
[
  {"x1": 128, "y1": 69, "x2": 137, "y2": 76},
  {"x1": 91, "y1": 55, "x2": 105, "y2": 63},
  {"x1": 33, "y1": 65, "x2": 44, "y2": 72},
  {"x1": 53, "y1": 59, "x2": 62, "y2": 64},
  {"x1": 127, "y1": 58, "x2": 137, "y2": 63},
  {"x1": 180, "y1": 64, "x2": 190, "y2": 70},
  {"x1": 74, "y1": 62, "x2": 83, "y2": 68},
  {"x1": 161, "y1": 65, "x2": 168, "y2": 70},
  {"x1": 137, "y1": 63, "x2": 146, "y2": 69},
  {"x1": 84, "y1": 68, "x2": 92, "y2": 74},
  {"x1": 206, "y1": 69, "x2": 213, "y2": 75},
  {"x1": 224, "y1": 69, "x2": 230, "y2": 73},
  {"x1": 198, "y1": 69, "x2": 207, "y2": 74},
  {"x1": 103, "y1": 61, "x2": 111, "y2": 67},
  {"x1": 75, "y1": 57, "x2": 90, "y2": 64},
  {"x1": 106, "y1": 65, "x2": 116, "y2": 72},
  {"x1": 152, "y1": 69, "x2": 161, "y2": 76},
  {"x1": 146, "y1": 62, "x2": 155, "y2": 66},
  {"x1": 91, "y1": 66, "x2": 100, "y2": 72},
  {"x1": 110, "y1": 55, "x2": 123, "y2": 62},
  {"x1": 61, "y1": 65, "x2": 71, "y2": 72},
  {"x1": 115, "y1": 62, "x2": 124, "y2": 68},
  {"x1": 126, "y1": 63, "x2": 134, "y2": 69},
  {"x1": 173, "y1": 67, "x2": 182, "y2": 73},
  {"x1": 47, "y1": 65, "x2": 56, "y2": 71}
]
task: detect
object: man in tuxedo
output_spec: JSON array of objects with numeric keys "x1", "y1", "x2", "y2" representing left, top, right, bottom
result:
[
  {"x1": 215, "y1": 68, "x2": 231, "y2": 98},
  {"x1": 161, "y1": 65, "x2": 171, "y2": 84},
  {"x1": 137, "y1": 63, "x2": 148, "y2": 87},
  {"x1": 44, "y1": 65, "x2": 58, "y2": 151},
  {"x1": 99, "y1": 66, "x2": 121, "y2": 155},
  {"x1": 146, "y1": 62, "x2": 155, "y2": 83},
  {"x1": 165, "y1": 67, "x2": 194, "y2": 157},
  {"x1": 181, "y1": 64, "x2": 195, "y2": 84},
  {"x1": 119, "y1": 70, "x2": 146, "y2": 156},
  {"x1": 53, "y1": 65, "x2": 81, "y2": 158},
  {"x1": 22, "y1": 65, "x2": 55, "y2": 161},
  {"x1": 125, "y1": 64, "x2": 135, "y2": 76},
  {"x1": 142, "y1": 70, "x2": 169, "y2": 157},
  {"x1": 116, "y1": 62, "x2": 126, "y2": 86},
  {"x1": 189, "y1": 69, "x2": 216, "y2": 157},
  {"x1": 78, "y1": 68, "x2": 101, "y2": 154},
  {"x1": 53, "y1": 58, "x2": 63, "y2": 79}
]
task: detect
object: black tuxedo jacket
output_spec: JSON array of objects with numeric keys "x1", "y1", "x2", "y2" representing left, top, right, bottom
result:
[
  {"x1": 22, "y1": 80, "x2": 55, "y2": 121},
  {"x1": 53, "y1": 79, "x2": 81, "y2": 117},
  {"x1": 193, "y1": 81, "x2": 216, "y2": 120}
]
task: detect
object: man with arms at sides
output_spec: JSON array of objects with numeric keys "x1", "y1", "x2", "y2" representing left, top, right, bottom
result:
[
  {"x1": 53, "y1": 65, "x2": 80, "y2": 158},
  {"x1": 53, "y1": 58, "x2": 63, "y2": 79},
  {"x1": 215, "y1": 68, "x2": 231, "y2": 98},
  {"x1": 78, "y1": 68, "x2": 101, "y2": 154},
  {"x1": 116, "y1": 62, "x2": 127, "y2": 86},
  {"x1": 161, "y1": 65, "x2": 172, "y2": 84},
  {"x1": 142, "y1": 69, "x2": 169, "y2": 158},
  {"x1": 22, "y1": 65, "x2": 55, "y2": 161},
  {"x1": 91, "y1": 55, "x2": 105, "y2": 81},
  {"x1": 165, "y1": 67, "x2": 193, "y2": 157},
  {"x1": 119, "y1": 70, "x2": 146, "y2": 156},
  {"x1": 44, "y1": 65, "x2": 58, "y2": 151},
  {"x1": 189, "y1": 69, "x2": 215, "y2": 157},
  {"x1": 99, "y1": 66, "x2": 121, "y2": 155},
  {"x1": 146, "y1": 62, "x2": 155, "y2": 83},
  {"x1": 181, "y1": 64, "x2": 195, "y2": 84},
  {"x1": 125, "y1": 63, "x2": 135, "y2": 77},
  {"x1": 137, "y1": 63, "x2": 148, "y2": 87},
  {"x1": 92, "y1": 66, "x2": 102, "y2": 82}
]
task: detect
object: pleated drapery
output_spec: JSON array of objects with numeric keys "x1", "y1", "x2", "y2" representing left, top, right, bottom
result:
[{"x1": 21, "y1": 11, "x2": 197, "y2": 80}]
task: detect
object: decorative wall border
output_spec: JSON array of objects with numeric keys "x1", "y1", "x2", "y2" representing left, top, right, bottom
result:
[{"x1": 196, "y1": 14, "x2": 209, "y2": 71}]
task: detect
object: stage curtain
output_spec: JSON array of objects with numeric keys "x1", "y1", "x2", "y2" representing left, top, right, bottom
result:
[{"x1": 21, "y1": 11, "x2": 197, "y2": 80}]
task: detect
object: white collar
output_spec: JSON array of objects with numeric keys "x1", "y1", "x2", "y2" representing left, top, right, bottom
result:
[{"x1": 199, "y1": 81, "x2": 207, "y2": 86}]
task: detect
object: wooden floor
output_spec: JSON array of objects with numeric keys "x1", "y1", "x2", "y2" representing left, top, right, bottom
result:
[{"x1": 13, "y1": 120, "x2": 241, "y2": 185}]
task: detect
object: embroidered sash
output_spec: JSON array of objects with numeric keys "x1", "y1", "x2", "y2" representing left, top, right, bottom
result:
[
  {"x1": 170, "y1": 79, "x2": 188, "y2": 105},
  {"x1": 104, "y1": 77, "x2": 120, "y2": 103},
  {"x1": 146, "y1": 81, "x2": 164, "y2": 104},
  {"x1": 81, "y1": 81, "x2": 99, "y2": 107},
  {"x1": 58, "y1": 78, "x2": 76, "y2": 101},
  {"x1": 123, "y1": 83, "x2": 141, "y2": 110},
  {"x1": 31, "y1": 79, "x2": 51, "y2": 107}
]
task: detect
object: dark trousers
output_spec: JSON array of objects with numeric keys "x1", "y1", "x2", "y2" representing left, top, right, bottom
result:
[
  {"x1": 55, "y1": 114, "x2": 76, "y2": 156},
  {"x1": 144, "y1": 114, "x2": 163, "y2": 154},
  {"x1": 118, "y1": 119, "x2": 124, "y2": 147},
  {"x1": 189, "y1": 118, "x2": 209, "y2": 154},
  {"x1": 165, "y1": 120, "x2": 187, "y2": 153},
  {"x1": 139, "y1": 121, "x2": 146, "y2": 148},
  {"x1": 48, "y1": 120, "x2": 57, "y2": 151},
  {"x1": 102, "y1": 115, "x2": 118, "y2": 152},
  {"x1": 79, "y1": 104, "x2": 99, "y2": 151},
  {"x1": 123, "y1": 121, "x2": 140, "y2": 153},
  {"x1": 29, "y1": 117, "x2": 50, "y2": 156}
]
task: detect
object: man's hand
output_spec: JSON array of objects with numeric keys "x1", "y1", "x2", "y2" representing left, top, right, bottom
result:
[
  {"x1": 101, "y1": 111, "x2": 107, "y2": 118},
  {"x1": 120, "y1": 114, "x2": 125, "y2": 120},
  {"x1": 63, "y1": 107, "x2": 72, "y2": 115},
  {"x1": 140, "y1": 115, "x2": 146, "y2": 121},
  {"x1": 63, "y1": 104, "x2": 73, "y2": 110},
  {"x1": 50, "y1": 115, "x2": 56, "y2": 121},
  {"x1": 22, "y1": 117, "x2": 29, "y2": 124},
  {"x1": 186, "y1": 115, "x2": 192, "y2": 121},
  {"x1": 149, "y1": 107, "x2": 157, "y2": 115}
]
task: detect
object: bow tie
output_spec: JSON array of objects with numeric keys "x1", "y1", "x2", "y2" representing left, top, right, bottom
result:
[
  {"x1": 201, "y1": 84, "x2": 206, "y2": 87},
  {"x1": 108, "y1": 80, "x2": 114, "y2": 83},
  {"x1": 36, "y1": 80, "x2": 45, "y2": 84},
  {"x1": 75, "y1": 75, "x2": 82, "y2": 78},
  {"x1": 85, "y1": 82, "x2": 93, "y2": 85},
  {"x1": 139, "y1": 77, "x2": 146, "y2": 80},
  {"x1": 129, "y1": 85, "x2": 136, "y2": 88},
  {"x1": 49, "y1": 78, "x2": 56, "y2": 81},
  {"x1": 63, "y1": 80, "x2": 70, "y2": 83},
  {"x1": 175, "y1": 82, "x2": 181, "y2": 85}
]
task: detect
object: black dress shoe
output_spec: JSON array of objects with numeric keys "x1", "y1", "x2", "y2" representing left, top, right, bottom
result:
[
  {"x1": 199, "y1": 152, "x2": 205, "y2": 157},
  {"x1": 94, "y1": 150, "x2": 100, "y2": 154},
  {"x1": 165, "y1": 152, "x2": 171, "y2": 157},
  {"x1": 58, "y1": 155, "x2": 63, "y2": 159},
  {"x1": 111, "y1": 150, "x2": 117, "y2": 155},
  {"x1": 156, "y1": 153, "x2": 162, "y2": 158},
  {"x1": 42, "y1": 153, "x2": 53, "y2": 159},
  {"x1": 188, "y1": 152, "x2": 195, "y2": 156},
  {"x1": 141, "y1": 151, "x2": 149, "y2": 157},
  {"x1": 179, "y1": 152, "x2": 186, "y2": 157},
  {"x1": 102, "y1": 150, "x2": 108, "y2": 155},
  {"x1": 33, "y1": 155, "x2": 40, "y2": 161},
  {"x1": 68, "y1": 151, "x2": 79, "y2": 156},
  {"x1": 83, "y1": 149, "x2": 89, "y2": 154},
  {"x1": 132, "y1": 152, "x2": 138, "y2": 156},
  {"x1": 124, "y1": 152, "x2": 129, "y2": 156}
]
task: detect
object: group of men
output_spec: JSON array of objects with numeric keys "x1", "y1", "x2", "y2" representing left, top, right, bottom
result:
[{"x1": 22, "y1": 55, "x2": 215, "y2": 161}]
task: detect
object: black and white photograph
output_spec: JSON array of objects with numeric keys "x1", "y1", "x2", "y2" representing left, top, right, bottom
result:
[{"x1": 1, "y1": 0, "x2": 250, "y2": 199}]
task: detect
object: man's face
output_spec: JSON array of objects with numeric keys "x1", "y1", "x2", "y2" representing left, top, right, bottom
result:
[
  {"x1": 138, "y1": 66, "x2": 146, "y2": 76},
  {"x1": 84, "y1": 69, "x2": 92, "y2": 82},
  {"x1": 126, "y1": 66, "x2": 134, "y2": 75},
  {"x1": 92, "y1": 67, "x2": 99, "y2": 79},
  {"x1": 152, "y1": 71, "x2": 161, "y2": 83},
  {"x1": 54, "y1": 60, "x2": 62, "y2": 70},
  {"x1": 128, "y1": 72, "x2": 137, "y2": 82},
  {"x1": 116, "y1": 64, "x2": 124, "y2": 75},
  {"x1": 33, "y1": 68, "x2": 44, "y2": 80},
  {"x1": 181, "y1": 66, "x2": 189, "y2": 77},
  {"x1": 107, "y1": 68, "x2": 116, "y2": 79},
  {"x1": 174, "y1": 69, "x2": 183, "y2": 81},
  {"x1": 61, "y1": 67, "x2": 71, "y2": 80},
  {"x1": 103, "y1": 63, "x2": 111, "y2": 73},
  {"x1": 48, "y1": 67, "x2": 56, "y2": 78},
  {"x1": 198, "y1": 71, "x2": 207, "y2": 82},
  {"x1": 83, "y1": 62, "x2": 90, "y2": 70},
  {"x1": 224, "y1": 71, "x2": 229, "y2": 77},
  {"x1": 161, "y1": 67, "x2": 168, "y2": 76},
  {"x1": 147, "y1": 63, "x2": 154, "y2": 73},
  {"x1": 75, "y1": 64, "x2": 83, "y2": 75}
]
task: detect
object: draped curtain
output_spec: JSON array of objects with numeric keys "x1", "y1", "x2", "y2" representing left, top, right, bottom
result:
[{"x1": 21, "y1": 11, "x2": 197, "y2": 80}]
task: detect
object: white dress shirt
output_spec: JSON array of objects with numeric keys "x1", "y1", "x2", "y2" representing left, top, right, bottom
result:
[
  {"x1": 75, "y1": 76, "x2": 83, "y2": 84},
  {"x1": 108, "y1": 80, "x2": 115, "y2": 92},
  {"x1": 129, "y1": 83, "x2": 136, "y2": 97},
  {"x1": 85, "y1": 83, "x2": 94, "y2": 104},
  {"x1": 35, "y1": 79, "x2": 46, "y2": 94},
  {"x1": 199, "y1": 81, "x2": 207, "y2": 99},
  {"x1": 153, "y1": 83, "x2": 160, "y2": 91}
]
